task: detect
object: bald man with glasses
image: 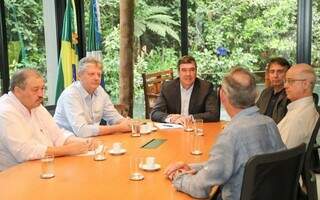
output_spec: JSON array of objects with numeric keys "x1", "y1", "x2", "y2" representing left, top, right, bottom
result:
[{"x1": 277, "y1": 63, "x2": 319, "y2": 148}]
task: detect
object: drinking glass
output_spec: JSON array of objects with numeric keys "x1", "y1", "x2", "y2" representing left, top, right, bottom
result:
[
  {"x1": 194, "y1": 119, "x2": 204, "y2": 136},
  {"x1": 191, "y1": 133, "x2": 202, "y2": 155},
  {"x1": 94, "y1": 140, "x2": 106, "y2": 161},
  {"x1": 129, "y1": 157, "x2": 144, "y2": 181},
  {"x1": 184, "y1": 115, "x2": 194, "y2": 132},
  {"x1": 40, "y1": 153, "x2": 55, "y2": 179},
  {"x1": 131, "y1": 120, "x2": 141, "y2": 137}
]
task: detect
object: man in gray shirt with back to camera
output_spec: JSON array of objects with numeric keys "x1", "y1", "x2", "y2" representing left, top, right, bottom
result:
[{"x1": 164, "y1": 67, "x2": 285, "y2": 200}]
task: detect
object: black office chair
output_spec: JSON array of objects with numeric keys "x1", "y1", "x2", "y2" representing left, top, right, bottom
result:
[
  {"x1": 300, "y1": 116, "x2": 320, "y2": 200},
  {"x1": 312, "y1": 93, "x2": 319, "y2": 106},
  {"x1": 240, "y1": 143, "x2": 306, "y2": 200}
]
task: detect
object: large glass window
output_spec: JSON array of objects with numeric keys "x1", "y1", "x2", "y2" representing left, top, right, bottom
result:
[
  {"x1": 84, "y1": 0, "x2": 180, "y2": 118},
  {"x1": 186, "y1": 0, "x2": 297, "y2": 119},
  {"x1": 312, "y1": 0, "x2": 320, "y2": 102},
  {"x1": 5, "y1": 0, "x2": 47, "y2": 99},
  {"x1": 188, "y1": 0, "x2": 297, "y2": 84}
]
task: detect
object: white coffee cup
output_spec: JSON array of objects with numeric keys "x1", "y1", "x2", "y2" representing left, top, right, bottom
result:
[
  {"x1": 140, "y1": 124, "x2": 151, "y2": 134},
  {"x1": 145, "y1": 156, "x2": 156, "y2": 168},
  {"x1": 112, "y1": 142, "x2": 122, "y2": 152}
]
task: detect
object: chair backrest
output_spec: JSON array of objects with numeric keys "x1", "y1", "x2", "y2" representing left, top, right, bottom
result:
[
  {"x1": 301, "y1": 116, "x2": 320, "y2": 200},
  {"x1": 100, "y1": 104, "x2": 129, "y2": 125},
  {"x1": 240, "y1": 143, "x2": 306, "y2": 200},
  {"x1": 114, "y1": 103, "x2": 129, "y2": 117},
  {"x1": 45, "y1": 105, "x2": 56, "y2": 116},
  {"x1": 312, "y1": 93, "x2": 319, "y2": 106},
  {"x1": 142, "y1": 69, "x2": 173, "y2": 119}
]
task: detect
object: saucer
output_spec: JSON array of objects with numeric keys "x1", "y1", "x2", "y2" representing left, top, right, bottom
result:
[
  {"x1": 140, "y1": 163, "x2": 161, "y2": 171},
  {"x1": 140, "y1": 130, "x2": 152, "y2": 134},
  {"x1": 108, "y1": 148, "x2": 126, "y2": 155}
]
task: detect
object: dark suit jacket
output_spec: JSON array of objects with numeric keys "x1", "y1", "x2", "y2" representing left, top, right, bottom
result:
[
  {"x1": 256, "y1": 87, "x2": 290, "y2": 124},
  {"x1": 150, "y1": 78, "x2": 220, "y2": 122}
]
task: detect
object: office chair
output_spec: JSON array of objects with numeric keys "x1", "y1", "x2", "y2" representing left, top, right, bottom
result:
[
  {"x1": 300, "y1": 116, "x2": 320, "y2": 200},
  {"x1": 142, "y1": 69, "x2": 173, "y2": 119},
  {"x1": 240, "y1": 143, "x2": 306, "y2": 200}
]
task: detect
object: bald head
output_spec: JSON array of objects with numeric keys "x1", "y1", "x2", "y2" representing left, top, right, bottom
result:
[
  {"x1": 284, "y1": 63, "x2": 316, "y2": 101},
  {"x1": 290, "y1": 64, "x2": 316, "y2": 89},
  {"x1": 222, "y1": 67, "x2": 257, "y2": 109}
]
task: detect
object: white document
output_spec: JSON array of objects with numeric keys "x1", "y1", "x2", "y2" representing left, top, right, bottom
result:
[
  {"x1": 76, "y1": 150, "x2": 95, "y2": 157},
  {"x1": 154, "y1": 122, "x2": 183, "y2": 129}
]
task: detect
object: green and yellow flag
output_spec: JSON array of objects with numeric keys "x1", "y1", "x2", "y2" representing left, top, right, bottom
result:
[{"x1": 55, "y1": 0, "x2": 79, "y2": 102}]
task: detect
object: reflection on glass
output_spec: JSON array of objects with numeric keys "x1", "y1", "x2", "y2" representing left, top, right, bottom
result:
[{"x1": 312, "y1": 1, "x2": 320, "y2": 103}]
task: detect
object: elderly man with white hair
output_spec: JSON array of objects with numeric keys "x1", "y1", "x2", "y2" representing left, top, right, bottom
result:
[{"x1": 278, "y1": 63, "x2": 319, "y2": 148}]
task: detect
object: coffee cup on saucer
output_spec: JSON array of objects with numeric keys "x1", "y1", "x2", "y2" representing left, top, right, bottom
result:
[
  {"x1": 140, "y1": 124, "x2": 151, "y2": 134},
  {"x1": 145, "y1": 156, "x2": 156, "y2": 168},
  {"x1": 112, "y1": 142, "x2": 123, "y2": 153}
]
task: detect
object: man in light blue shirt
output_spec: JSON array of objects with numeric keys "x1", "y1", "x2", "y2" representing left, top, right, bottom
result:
[
  {"x1": 164, "y1": 67, "x2": 285, "y2": 200},
  {"x1": 54, "y1": 57, "x2": 131, "y2": 138}
]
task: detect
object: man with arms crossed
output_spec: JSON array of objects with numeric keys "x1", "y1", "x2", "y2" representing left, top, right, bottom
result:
[
  {"x1": 164, "y1": 67, "x2": 285, "y2": 199},
  {"x1": 54, "y1": 56, "x2": 131, "y2": 137},
  {"x1": 150, "y1": 55, "x2": 219, "y2": 124},
  {"x1": 0, "y1": 69, "x2": 94, "y2": 171},
  {"x1": 278, "y1": 63, "x2": 319, "y2": 148},
  {"x1": 256, "y1": 57, "x2": 291, "y2": 123}
]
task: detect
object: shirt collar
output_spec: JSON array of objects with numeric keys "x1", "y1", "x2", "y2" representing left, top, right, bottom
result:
[
  {"x1": 287, "y1": 96, "x2": 314, "y2": 111},
  {"x1": 231, "y1": 106, "x2": 259, "y2": 122},
  {"x1": 180, "y1": 83, "x2": 194, "y2": 92}
]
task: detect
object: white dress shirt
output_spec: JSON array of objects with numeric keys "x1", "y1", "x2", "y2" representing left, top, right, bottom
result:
[
  {"x1": 278, "y1": 96, "x2": 319, "y2": 148},
  {"x1": 0, "y1": 92, "x2": 72, "y2": 171},
  {"x1": 180, "y1": 84, "x2": 194, "y2": 116},
  {"x1": 54, "y1": 81, "x2": 123, "y2": 137},
  {"x1": 164, "y1": 84, "x2": 194, "y2": 123}
]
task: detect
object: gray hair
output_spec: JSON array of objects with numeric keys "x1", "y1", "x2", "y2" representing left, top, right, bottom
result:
[
  {"x1": 10, "y1": 68, "x2": 42, "y2": 91},
  {"x1": 77, "y1": 56, "x2": 103, "y2": 74},
  {"x1": 222, "y1": 67, "x2": 257, "y2": 109}
]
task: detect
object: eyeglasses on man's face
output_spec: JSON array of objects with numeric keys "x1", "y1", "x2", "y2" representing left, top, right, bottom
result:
[{"x1": 284, "y1": 78, "x2": 306, "y2": 85}]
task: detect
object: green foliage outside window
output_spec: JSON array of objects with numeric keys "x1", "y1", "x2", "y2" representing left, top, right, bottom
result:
[
  {"x1": 5, "y1": 0, "x2": 320, "y2": 102},
  {"x1": 5, "y1": 0, "x2": 46, "y2": 76}
]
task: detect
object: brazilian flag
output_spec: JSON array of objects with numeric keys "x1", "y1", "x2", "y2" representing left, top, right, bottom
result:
[{"x1": 55, "y1": 0, "x2": 79, "y2": 102}]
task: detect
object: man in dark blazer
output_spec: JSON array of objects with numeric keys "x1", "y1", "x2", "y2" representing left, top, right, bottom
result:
[
  {"x1": 256, "y1": 57, "x2": 291, "y2": 123},
  {"x1": 150, "y1": 55, "x2": 219, "y2": 123}
]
